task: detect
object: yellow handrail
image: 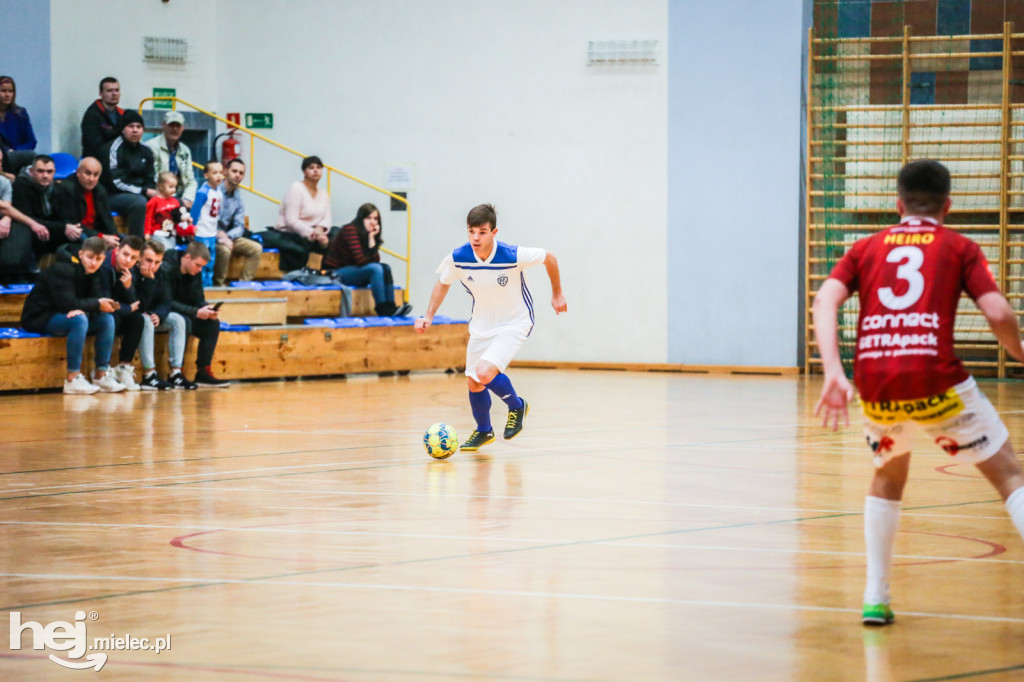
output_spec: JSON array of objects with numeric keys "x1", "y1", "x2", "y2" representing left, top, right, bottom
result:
[{"x1": 138, "y1": 96, "x2": 412, "y2": 301}]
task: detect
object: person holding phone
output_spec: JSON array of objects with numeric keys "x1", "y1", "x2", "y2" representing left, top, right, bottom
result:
[
  {"x1": 19, "y1": 237, "x2": 126, "y2": 394},
  {"x1": 158, "y1": 240, "x2": 230, "y2": 388}
]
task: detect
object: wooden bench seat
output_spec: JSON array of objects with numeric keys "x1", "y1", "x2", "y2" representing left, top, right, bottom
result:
[
  {"x1": 0, "y1": 322, "x2": 468, "y2": 391},
  {"x1": 0, "y1": 286, "x2": 406, "y2": 325}
]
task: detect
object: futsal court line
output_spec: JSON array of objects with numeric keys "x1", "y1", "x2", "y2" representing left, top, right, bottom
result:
[
  {"x1": 3, "y1": 520, "x2": 1022, "y2": 565},
  {"x1": 0, "y1": 443, "x2": 402, "y2": 477},
  {"x1": 0, "y1": 503, "x2": 1001, "y2": 613},
  {"x1": 2, "y1": 570, "x2": 1021, "y2": 625},
  {"x1": 0, "y1": 432, "x2": 977, "y2": 498}
]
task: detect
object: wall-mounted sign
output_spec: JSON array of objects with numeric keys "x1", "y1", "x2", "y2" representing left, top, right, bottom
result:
[
  {"x1": 245, "y1": 113, "x2": 273, "y2": 129},
  {"x1": 152, "y1": 87, "x2": 176, "y2": 109}
]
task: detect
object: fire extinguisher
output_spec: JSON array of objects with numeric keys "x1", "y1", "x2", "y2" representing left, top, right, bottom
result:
[{"x1": 218, "y1": 130, "x2": 240, "y2": 164}]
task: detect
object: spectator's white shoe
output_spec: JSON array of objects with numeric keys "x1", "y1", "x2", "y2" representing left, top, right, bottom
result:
[
  {"x1": 63, "y1": 374, "x2": 99, "y2": 395},
  {"x1": 113, "y1": 365, "x2": 141, "y2": 391},
  {"x1": 93, "y1": 372, "x2": 126, "y2": 393}
]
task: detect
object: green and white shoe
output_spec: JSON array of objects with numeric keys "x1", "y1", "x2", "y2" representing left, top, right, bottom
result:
[{"x1": 862, "y1": 603, "x2": 894, "y2": 626}]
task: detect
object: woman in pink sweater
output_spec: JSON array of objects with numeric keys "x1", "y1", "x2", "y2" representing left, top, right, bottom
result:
[{"x1": 262, "y1": 155, "x2": 331, "y2": 271}]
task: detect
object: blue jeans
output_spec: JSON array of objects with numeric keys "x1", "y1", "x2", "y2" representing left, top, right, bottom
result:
[
  {"x1": 334, "y1": 263, "x2": 392, "y2": 304},
  {"x1": 196, "y1": 236, "x2": 217, "y2": 288},
  {"x1": 44, "y1": 312, "x2": 115, "y2": 373}
]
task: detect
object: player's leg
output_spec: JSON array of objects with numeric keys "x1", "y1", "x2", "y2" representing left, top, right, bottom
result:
[
  {"x1": 931, "y1": 378, "x2": 1024, "y2": 540},
  {"x1": 460, "y1": 338, "x2": 495, "y2": 451},
  {"x1": 476, "y1": 332, "x2": 529, "y2": 440},
  {"x1": 975, "y1": 441, "x2": 1024, "y2": 539},
  {"x1": 861, "y1": 420, "x2": 915, "y2": 626}
]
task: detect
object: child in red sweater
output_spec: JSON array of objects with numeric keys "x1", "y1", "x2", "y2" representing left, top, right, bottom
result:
[{"x1": 145, "y1": 172, "x2": 192, "y2": 250}]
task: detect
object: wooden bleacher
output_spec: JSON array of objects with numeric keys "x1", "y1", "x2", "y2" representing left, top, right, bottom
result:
[{"x1": 0, "y1": 250, "x2": 467, "y2": 392}]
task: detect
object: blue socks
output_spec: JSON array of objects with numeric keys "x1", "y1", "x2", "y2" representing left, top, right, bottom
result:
[
  {"x1": 485, "y1": 373, "x2": 524, "y2": 410},
  {"x1": 469, "y1": 389, "x2": 492, "y2": 432}
]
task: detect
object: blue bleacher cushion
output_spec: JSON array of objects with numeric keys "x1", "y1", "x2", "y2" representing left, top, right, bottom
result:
[
  {"x1": 361, "y1": 316, "x2": 415, "y2": 327},
  {"x1": 303, "y1": 318, "x2": 338, "y2": 327},
  {"x1": 430, "y1": 315, "x2": 468, "y2": 325},
  {"x1": 0, "y1": 327, "x2": 42, "y2": 338},
  {"x1": 330, "y1": 317, "x2": 370, "y2": 328},
  {"x1": 259, "y1": 281, "x2": 296, "y2": 291},
  {"x1": 263, "y1": 248, "x2": 279, "y2": 253},
  {"x1": 218, "y1": 323, "x2": 251, "y2": 331},
  {"x1": 4, "y1": 284, "x2": 33, "y2": 294},
  {"x1": 229, "y1": 281, "x2": 263, "y2": 289}
]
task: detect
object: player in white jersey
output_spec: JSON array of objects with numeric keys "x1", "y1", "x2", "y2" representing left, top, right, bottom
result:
[{"x1": 415, "y1": 204, "x2": 567, "y2": 451}]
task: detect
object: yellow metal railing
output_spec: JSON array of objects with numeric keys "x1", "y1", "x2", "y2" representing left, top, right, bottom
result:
[{"x1": 138, "y1": 96, "x2": 411, "y2": 301}]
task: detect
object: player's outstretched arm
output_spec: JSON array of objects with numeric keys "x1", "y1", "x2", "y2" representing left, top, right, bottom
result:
[
  {"x1": 812, "y1": 278, "x2": 854, "y2": 431},
  {"x1": 415, "y1": 281, "x2": 451, "y2": 333},
  {"x1": 977, "y1": 291, "x2": 1024, "y2": 364},
  {"x1": 544, "y1": 252, "x2": 567, "y2": 314}
]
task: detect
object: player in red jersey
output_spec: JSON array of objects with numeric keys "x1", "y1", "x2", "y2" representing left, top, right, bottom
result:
[{"x1": 814, "y1": 160, "x2": 1024, "y2": 625}]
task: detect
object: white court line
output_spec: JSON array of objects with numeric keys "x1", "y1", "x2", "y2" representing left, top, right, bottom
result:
[
  {"x1": 1, "y1": 571, "x2": 1021, "y2": 624},
  {"x1": 0, "y1": 455, "x2": 426, "y2": 494},
  {"x1": 151, "y1": 485, "x2": 1014, "y2": 519},
  {"x1": 2, "y1": 520, "x2": 1021, "y2": 564}
]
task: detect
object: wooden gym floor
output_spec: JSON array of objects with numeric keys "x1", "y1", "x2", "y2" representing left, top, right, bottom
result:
[{"x1": 1, "y1": 369, "x2": 1023, "y2": 681}]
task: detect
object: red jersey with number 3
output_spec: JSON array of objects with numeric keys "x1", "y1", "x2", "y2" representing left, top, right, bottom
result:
[{"x1": 828, "y1": 217, "x2": 999, "y2": 402}]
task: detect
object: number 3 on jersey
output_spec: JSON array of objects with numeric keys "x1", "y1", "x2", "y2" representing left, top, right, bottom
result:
[{"x1": 878, "y1": 246, "x2": 924, "y2": 311}]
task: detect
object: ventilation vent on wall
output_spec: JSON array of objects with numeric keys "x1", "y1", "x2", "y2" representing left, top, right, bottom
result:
[
  {"x1": 143, "y1": 37, "x2": 188, "y2": 64},
  {"x1": 587, "y1": 40, "x2": 658, "y2": 66}
]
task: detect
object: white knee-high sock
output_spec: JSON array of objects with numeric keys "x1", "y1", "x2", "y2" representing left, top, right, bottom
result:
[
  {"x1": 1005, "y1": 487, "x2": 1024, "y2": 541},
  {"x1": 864, "y1": 495, "x2": 901, "y2": 604}
]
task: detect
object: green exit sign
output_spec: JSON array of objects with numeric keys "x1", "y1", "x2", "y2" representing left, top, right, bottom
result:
[
  {"x1": 245, "y1": 113, "x2": 273, "y2": 129},
  {"x1": 152, "y1": 88, "x2": 176, "y2": 109}
]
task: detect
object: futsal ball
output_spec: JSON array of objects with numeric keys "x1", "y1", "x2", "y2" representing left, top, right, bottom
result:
[{"x1": 424, "y1": 423, "x2": 459, "y2": 459}]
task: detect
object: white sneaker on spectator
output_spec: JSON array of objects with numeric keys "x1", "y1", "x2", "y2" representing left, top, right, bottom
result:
[
  {"x1": 113, "y1": 365, "x2": 141, "y2": 391},
  {"x1": 93, "y1": 372, "x2": 126, "y2": 393},
  {"x1": 63, "y1": 374, "x2": 99, "y2": 395}
]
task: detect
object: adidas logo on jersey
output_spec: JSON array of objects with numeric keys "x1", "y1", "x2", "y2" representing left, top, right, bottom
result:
[{"x1": 467, "y1": 275, "x2": 475, "y2": 282}]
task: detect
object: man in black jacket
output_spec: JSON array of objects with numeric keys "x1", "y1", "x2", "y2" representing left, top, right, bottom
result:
[
  {"x1": 52, "y1": 157, "x2": 120, "y2": 252},
  {"x1": 81, "y1": 77, "x2": 124, "y2": 160},
  {"x1": 1, "y1": 155, "x2": 63, "y2": 281},
  {"x1": 135, "y1": 240, "x2": 177, "y2": 390},
  {"x1": 98, "y1": 235, "x2": 144, "y2": 391},
  {"x1": 100, "y1": 110, "x2": 156, "y2": 238},
  {"x1": 160, "y1": 241, "x2": 229, "y2": 387},
  {"x1": 20, "y1": 236, "x2": 126, "y2": 394}
]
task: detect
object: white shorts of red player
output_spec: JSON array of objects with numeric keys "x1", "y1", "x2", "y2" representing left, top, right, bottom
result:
[{"x1": 861, "y1": 377, "x2": 1009, "y2": 467}]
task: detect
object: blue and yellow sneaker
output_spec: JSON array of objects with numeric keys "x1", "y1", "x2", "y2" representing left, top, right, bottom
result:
[
  {"x1": 862, "y1": 603, "x2": 894, "y2": 626},
  {"x1": 503, "y1": 400, "x2": 529, "y2": 440},
  {"x1": 460, "y1": 429, "x2": 495, "y2": 452}
]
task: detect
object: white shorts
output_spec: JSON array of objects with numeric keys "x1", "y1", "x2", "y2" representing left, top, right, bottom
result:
[
  {"x1": 465, "y1": 330, "x2": 527, "y2": 381},
  {"x1": 861, "y1": 377, "x2": 1009, "y2": 467}
]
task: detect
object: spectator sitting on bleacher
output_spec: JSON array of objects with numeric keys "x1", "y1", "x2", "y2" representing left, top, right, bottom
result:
[
  {"x1": 135, "y1": 239, "x2": 179, "y2": 391},
  {"x1": 324, "y1": 202, "x2": 411, "y2": 317},
  {"x1": 190, "y1": 161, "x2": 224, "y2": 288},
  {"x1": 0, "y1": 162, "x2": 50, "y2": 284},
  {"x1": 145, "y1": 172, "x2": 192, "y2": 251},
  {"x1": 19, "y1": 236, "x2": 126, "y2": 394},
  {"x1": 81, "y1": 77, "x2": 124, "y2": 160},
  {"x1": 145, "y1": 110, "x2": 197, "y2": 209},
  {"x1": 100, "y1": 109, "x2": 156, "y2": 238},
  {"x1": 262, "y1": 155, "x2": 330, "y2": 272},
  {"x1": 98, "y1": 235, "x2": 144, "y2": 391},
  {"x1": 213, "y1": 158, "x2": 262, "y2": 286},
  {"x1": 160, "y1": 240, "x2": 229, "y2": 388},
  {"x1": 7, "y1": 155, "x2": 63, "y2": 274},
  {"x1": 0, "y1": 76, "x2": 38, "y2": 176},
  {"x1": 52, "y1": 157, "x2": 121, "y2": 253}
]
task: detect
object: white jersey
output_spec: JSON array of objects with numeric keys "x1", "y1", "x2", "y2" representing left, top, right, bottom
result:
[{"x1": 437, "y1": 240, "x2": 546, "y2": 338}]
